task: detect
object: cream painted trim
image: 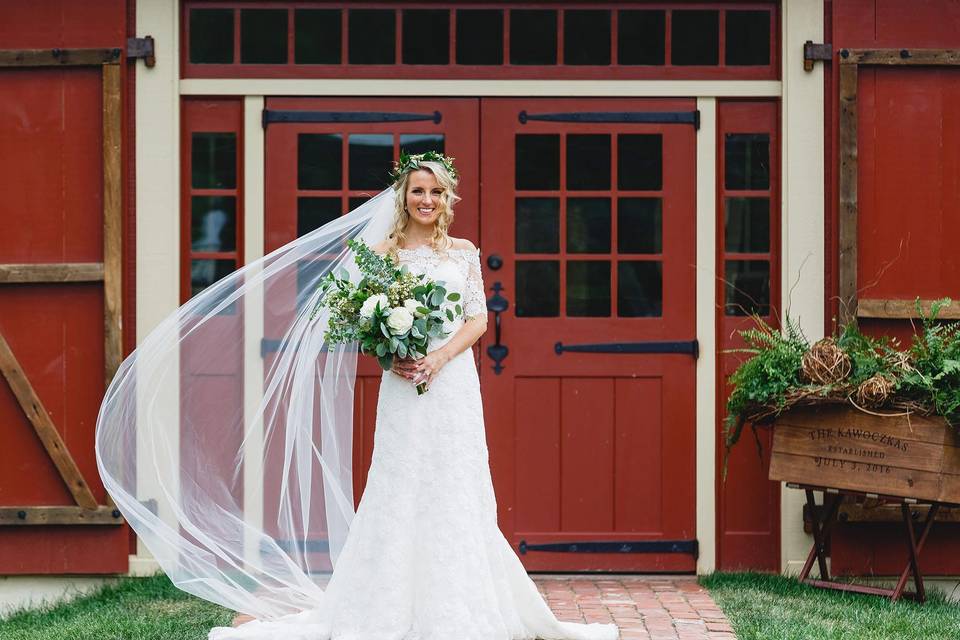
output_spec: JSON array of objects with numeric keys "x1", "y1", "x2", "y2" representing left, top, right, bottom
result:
[
  {"x1": 780, "y1": 0, "x2": 825, "y2": 572},
  {"x1": 180, "y1": 78, "x2": 781, "y2": 97},
  {"x1": 242, "y1": 96, "x2": 266, "y2": 567},
  {"x1": 135, "y1": 0, "x2": 180, "y2": 562},
  {"x1": 695, "y1": 98, "x2": 718, "y2": 574}
]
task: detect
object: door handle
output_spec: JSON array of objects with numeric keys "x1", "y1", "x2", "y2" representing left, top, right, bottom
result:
[{"x1": 486, "y1": 282, "x2": 509, "y2": 374}]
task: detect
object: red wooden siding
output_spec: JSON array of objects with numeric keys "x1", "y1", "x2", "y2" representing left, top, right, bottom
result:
[
  {"x1": 826, "y1": 0, "x2": 960, "y2": 576},
  {"x1": 0, "y1": 0, "x2": 131, "y2": 574},
  {"x1": 715, "y1": 99, "x2": 781, "y2": 571}
]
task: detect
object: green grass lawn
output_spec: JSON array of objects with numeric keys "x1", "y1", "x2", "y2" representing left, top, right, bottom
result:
[
  {"x1": 701, "y1": 572, "x2": 960, "y2": 640},
  {"x1": 0, "y1": 574, "x2": 232, "y2": 640}
]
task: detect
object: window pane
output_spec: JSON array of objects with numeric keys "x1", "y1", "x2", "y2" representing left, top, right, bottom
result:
[
  {"x1": 725, "y1": 198, "x2": 770, "y2": 253},
  {"x1": 516, "y1": 134, "x2": 560, "y2": 190},
  {"x1": 618, "y1": 134, "x2": 662, "y2": 190},
  {"x1": 295, "y1": 9, "x2": 341, "y2": 64},
  {"x1": 298, "y1": 134, "x2": 342, "y2": 190},
  {"x1": 349, "y1": 134, "x2": 393, "y2": 190},
  {"x1": 510, "y1": 10, "x2": 557, "y2": 65},
  {"x1": 726, "y1": 10, "x2": 770, "y2": 66},
  {"x1": 618, "y1": 261, "x2": 662, "y2": 317},
  {"x1": 516, "y1": 198, "x2": 559, "y2": 253},
  {"x1": 349, "y1": 196, "x2": 371, "y2": 211},
  {"x1": 191, "y1": 259, "x2": 236, "y2": 298},
  {"x1": 192, "y1": 133, "x2": 236, "y2": 189},
  {"x1": 456, "y1": 9, "x2": 503, "y2": 65},
  {"x1": 567, "y1": 261, "x2": 610, "y2": 317},
  {"x1": 241, "y1": 9, "x2": 288, "y2": 64},
  {"x1": 567, "y1": 198, "x2": 611, "y2": 254},
  {"x1": 564, "y1": 10, "x2": 610, "y2": 65},
  {"x1": 192, "y1": 196, "x2": 236, "y2": 252},
  {"x1": 190, "y1": 9, "x2": 234, "y2": 64},
  {"x1": 298, "y1": 197, "x2": 341, "y2": 237},
  {"x1": 567, "y1": 134, "x2": 611, "y2": 190},
  {"x1": 297, "y1": 258, "x2": 334, "y2": 305},
  {"x1": 725, "y1": 260, "x2": 770, "y2": 316},
  {"x1": 516, "y1": 260, "x2": 559, "y2": 317},
  {"x1": 400, "y1": 133, "x2": 445, "y2": 156},
  {"x1": 349, "y1": 9, "x2": 395, "y2": 64},
  {"x1": 671, "y1": 10, "x2": 719, "y2": 65},
  {"x1": 403, "y1": 10, "x2": 449, "y2": 64},
  {"x1": 618, "y1": 198, "x2": 662, "y2": 254},
  {"x1": 618, "y1": 10, "x2": 664, "y2": 65},
  {"x1": 725, "y1": 133, "x2": 770, "y2": 190}
]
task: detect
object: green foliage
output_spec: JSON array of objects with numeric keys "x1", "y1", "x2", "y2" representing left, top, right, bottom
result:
[
  {"x1": 724, "y1": 298, "x2": 960, "y2": 448},
  {"x1": 898, "y1": 298, "x2": 960, "y2": 424},
  {"x1": 724, "y1": 316, "x2": 808, "y2": 447},
  {"x1": 835, "y1": 321, "x2": 893, "y2": 386}
]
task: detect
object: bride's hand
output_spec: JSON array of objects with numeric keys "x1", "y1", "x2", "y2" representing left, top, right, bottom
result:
[
  {"x1": 391, "y1": 357, "x2": 419, "y2": 381},
  {"x1": 413, "y1": 350, "x2": 450, "y2": 387}
]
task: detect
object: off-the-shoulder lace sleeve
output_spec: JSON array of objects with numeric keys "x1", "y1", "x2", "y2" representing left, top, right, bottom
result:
[{"x1": 463, "y1": 247, "x2": 487, "y2": 320}]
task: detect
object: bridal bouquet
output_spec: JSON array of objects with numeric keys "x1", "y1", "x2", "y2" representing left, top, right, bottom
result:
[{"x1": 313, "y1": 238, "x2": 464, "y2": 394}]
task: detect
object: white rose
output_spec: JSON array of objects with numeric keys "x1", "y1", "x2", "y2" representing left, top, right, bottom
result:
[
  {"x1": 403, "y1": 299, "x2": 425, "y2": 317},
  {"x1": 386, "y1": 307, "x2": 414, "y2": 334},
  {"x1": 360, "y1": 293, "x2": 389, "y2": 319}
]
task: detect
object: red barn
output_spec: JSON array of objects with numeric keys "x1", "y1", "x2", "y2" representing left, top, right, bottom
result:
[{"x1": 0, "y1": 0, "x2": 957, "y2": 610}]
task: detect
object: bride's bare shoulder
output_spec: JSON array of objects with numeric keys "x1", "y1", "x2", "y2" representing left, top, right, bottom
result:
[
  {"x1": 370, "y1": 240, "x2": 391, "y2": 255},
  {"x1": 448, "y1": 237, "x2": 478, "y2": 252}
]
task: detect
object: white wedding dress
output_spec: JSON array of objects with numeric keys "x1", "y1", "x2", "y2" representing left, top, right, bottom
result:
[{"x1": 209, "y1": 245, "x2": 619, "y2": 640}]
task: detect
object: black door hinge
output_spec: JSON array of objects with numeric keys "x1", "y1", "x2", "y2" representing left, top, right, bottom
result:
[
  {"x1": 127, "y1": 36, "x2": 156, "y2": 68},
  {"x1": 803, "y1": 41, "x2": 832, "y2": 71}
]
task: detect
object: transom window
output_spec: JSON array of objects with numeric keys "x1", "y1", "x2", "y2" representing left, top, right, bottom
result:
[{"x1": 183, "y1": 3, "x2": 778, "y2": 80}]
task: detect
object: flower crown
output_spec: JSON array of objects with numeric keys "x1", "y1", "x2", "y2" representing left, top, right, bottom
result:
[{"x1": 389, "y1": 151, "x2": 459, "y2": 186}]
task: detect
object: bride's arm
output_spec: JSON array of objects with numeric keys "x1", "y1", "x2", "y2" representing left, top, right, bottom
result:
[{"x1": 414, "y1": 239, "x2": 488, "y2": 382}]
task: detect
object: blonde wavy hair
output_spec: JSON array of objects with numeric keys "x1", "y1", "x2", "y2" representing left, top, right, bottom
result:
[{"x1": 384, "y1": 160, "x2": 461, "y2": 262}]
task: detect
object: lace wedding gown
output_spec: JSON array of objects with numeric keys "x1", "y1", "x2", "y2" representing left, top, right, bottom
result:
[{"x1": 209, "y1": 245, "x2": 619, "y2": 640}]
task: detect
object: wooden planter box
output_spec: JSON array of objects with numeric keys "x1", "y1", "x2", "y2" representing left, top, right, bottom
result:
[{"x1": 769, "y1": 404, "x2": 960, "y2": 505}]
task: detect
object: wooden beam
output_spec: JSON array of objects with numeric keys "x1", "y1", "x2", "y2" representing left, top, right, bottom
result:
[
  {"x1": 0, "y1": 263, "x2": 104, "y2": 283},
  {"x1": 0, "y1": 506, "x2": 122, "y2": 526},
  {"x1": 0, "y1": 333, "x2": 99, "y2": 509},
  {"x1": 840, "y1": 501, "x2": 960, "y2": 523},
  {"x1": 842, "y1": 48, "x2": 960, "y2": 66},
  {"x1": 858, "y1": 298, "x2": 960, "y2": 320},
  {"x1": 102, "y1": 63, "x2": 124, "y2": 387},
  {"x1": 0, "y1": 48, "x2": 120, "y2": 67},
  {"x1": 837, "y1": 63, "x2": 859, "y2": 327}
]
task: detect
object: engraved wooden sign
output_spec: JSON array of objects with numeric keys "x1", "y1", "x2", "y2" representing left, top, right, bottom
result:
[{"x1": 769, "y1": 404, "x2": 960, "y2": 504}]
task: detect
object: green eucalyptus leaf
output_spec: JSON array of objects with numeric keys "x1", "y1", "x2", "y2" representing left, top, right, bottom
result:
[{"x1": 447, "y1": 292, "x2": 461, "y2": 302}]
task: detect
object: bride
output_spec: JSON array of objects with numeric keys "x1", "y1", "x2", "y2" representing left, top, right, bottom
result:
[{"x1": 95, "y1": 152, "x2": 619, "y2": 640}]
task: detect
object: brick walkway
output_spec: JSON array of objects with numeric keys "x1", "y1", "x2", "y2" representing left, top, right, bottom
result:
[{"x1": 534, "y1": 575, "x2": 736, "y2": 640}]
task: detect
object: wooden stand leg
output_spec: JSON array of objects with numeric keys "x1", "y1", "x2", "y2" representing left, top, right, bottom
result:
[
  {"x1": 891, "y1": 503, "x2": 939, "y2": 603},
  {"x1": 799, "y1": 490, "x2": 842, "y2": 581}
]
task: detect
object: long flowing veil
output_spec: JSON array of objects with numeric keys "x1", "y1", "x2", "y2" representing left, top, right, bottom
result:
[{"x1": 95, "y1": 188, "x2": 397, "y2": 619}]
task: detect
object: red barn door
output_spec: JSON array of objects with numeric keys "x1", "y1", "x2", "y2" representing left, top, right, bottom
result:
[
  {"x1": 0, "y1": 48, "x2": 128, "y2": 572},
  {"x1": 263, "y1": 97, "x2": 480, "y2": 503},
  {"x1": 480, "y1": 98, "x2": 698, "y2": 572}
]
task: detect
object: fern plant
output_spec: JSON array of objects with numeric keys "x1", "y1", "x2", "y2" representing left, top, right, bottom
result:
[
  {"x1": 724, "y1": 298, "x2": 960, "y2": 449},
  {"x1": 724, "y1": 316, "x2": 808, "y2": 448}
]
